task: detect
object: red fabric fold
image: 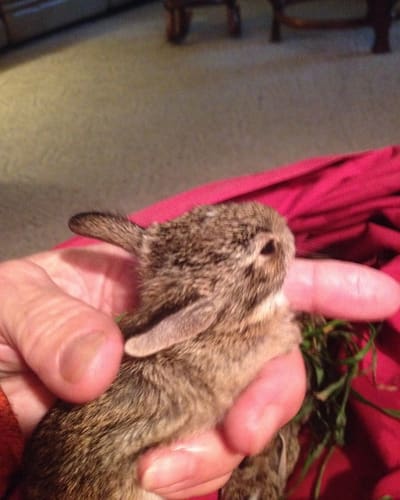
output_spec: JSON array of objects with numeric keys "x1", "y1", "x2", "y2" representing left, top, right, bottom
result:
[{"x1": 2, "y1": 145, "x2": 399, "y2": 499}]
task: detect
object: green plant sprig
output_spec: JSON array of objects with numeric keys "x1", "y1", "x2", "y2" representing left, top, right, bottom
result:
[{"x1": 293, "y1": 315, "x2": 400, "y2": 499}]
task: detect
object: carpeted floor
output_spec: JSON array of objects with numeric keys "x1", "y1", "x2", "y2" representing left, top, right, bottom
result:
[{"x1": 0, "y1": 0, "x2": 399, "y2": 260}]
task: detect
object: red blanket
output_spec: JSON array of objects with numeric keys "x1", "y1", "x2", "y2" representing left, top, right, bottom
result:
[{"x1": 1, "y1": 145, "x2": 399, "y2": 499}]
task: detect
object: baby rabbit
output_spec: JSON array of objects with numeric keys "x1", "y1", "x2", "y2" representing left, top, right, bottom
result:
[
  {"x1": 220, "y1": 420, "x2": 301, "y2": 499},
  {"x1": 21, "y1": 202, "x2": 300, "y2": 500}
]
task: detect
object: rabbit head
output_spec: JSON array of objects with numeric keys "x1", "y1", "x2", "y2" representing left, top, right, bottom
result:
[{"x1": 69, "y1": 202, "x2": 294, "y2": 358}]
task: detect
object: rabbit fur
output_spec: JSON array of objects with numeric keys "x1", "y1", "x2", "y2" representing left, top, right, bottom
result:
[
  {"x1": 220, "y1": 420, "x2": 301, "y2": 500},
  {"x1": 21, "y1": 202, "x2": 300, "y2": 499}
]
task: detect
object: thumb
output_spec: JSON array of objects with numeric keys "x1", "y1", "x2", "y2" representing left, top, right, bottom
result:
[{"x1": 0, "y1": 260, "x2": 123, "y2": 403}]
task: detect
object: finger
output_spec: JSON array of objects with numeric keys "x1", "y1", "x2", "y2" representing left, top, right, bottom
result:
[
  {"x1": 138, "y1": 349, "x2": 305, "y2": 494},
  {"x1": 0, "y1": 259, "x2": 123, "y2": 403},
  {"x1": 0, "y1": 373, "x2": 54, "y2": 436},
  {"x1": 138, "y1": 431, "x2": 242, "y2": 495},
  {"x1": 285, "y1": 259, "x2": 400, "y2": 320},
  {"x1": 150, "y1": 472, "x2": 232, "y2": 499},
  {"x1": 223, "y1": 348, "x2": 306, "y2": 455},
  {"x1": 28, "y1": 244, "x2": 138, "y2": 315}
]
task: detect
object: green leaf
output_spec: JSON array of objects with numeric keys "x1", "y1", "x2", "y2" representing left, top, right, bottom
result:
[
  {"x1": 351, "y1": 389, "x2": 400, "y2": 419},
  {"x1": 299, "y1": 434, "x2": 331, "y2": 483},
  {"x1": 115, "y1": 312, "x2": 127, "y2": 324},
  {"x1": 340, "y1": 324, "x2": 378, "y2": 365},
  {"x1": 314, "y1": 374, "x2": 347, "y2": 402},
  {"x1": 314, "y1": 364, "x2": 325, "y2": 387},
  {"x1": 313, "y1": 445, "x2": 336, "y2": 500},
  {"x1": 293, "y1": 319, "x2": 385, "y2": 498}
]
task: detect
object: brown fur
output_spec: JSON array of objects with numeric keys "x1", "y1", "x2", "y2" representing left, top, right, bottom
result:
[
  {"x1": 21, "y1": 202, "x2": 300, "y2": 499},
  {"x1": 220, "y1": 421, "x2": 301, "y2": 500}
]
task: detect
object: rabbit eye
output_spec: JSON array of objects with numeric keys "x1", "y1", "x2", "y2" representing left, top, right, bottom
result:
[{"x1": 260, "y1": 239, "x2": 276, "y2": 256}]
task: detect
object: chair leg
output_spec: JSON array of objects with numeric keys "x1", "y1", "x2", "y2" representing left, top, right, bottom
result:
[
  {"x1": 367, "y1": 0, "x2": 392, "y2": 53},
  {"x1": 227, "y1": 0, "x2": 241, "y2": 37},
  {"x1": 271, "y1": 15, "x2": 281, "y2": 41},
  {"x1": 269, "y1": 0, "x2": 284, "y2": 42},
  {"x1": 165, "y1": 6, "x2": 192, "y2": 43}
]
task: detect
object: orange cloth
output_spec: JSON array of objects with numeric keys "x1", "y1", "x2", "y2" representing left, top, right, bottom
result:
[{"x1": 0, "y1": 388, "x2": 23, "y2": 498}]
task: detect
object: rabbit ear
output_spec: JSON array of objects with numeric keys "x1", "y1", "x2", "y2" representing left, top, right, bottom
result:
[
  {"x1": 69, "y1": 212, "x2": 144, "y2": 254},
  {"x1": 124, "y1": 299, "x2": 217, "y2": 357}
]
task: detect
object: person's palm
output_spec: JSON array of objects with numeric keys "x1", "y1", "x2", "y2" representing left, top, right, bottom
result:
[{"x1": 0, "y1": 244, "x2": 135, "y2": 434}]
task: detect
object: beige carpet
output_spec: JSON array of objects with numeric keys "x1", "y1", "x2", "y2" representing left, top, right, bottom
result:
[{"x1": 0, "y1": 0, "x2": 399, "y2": 260}]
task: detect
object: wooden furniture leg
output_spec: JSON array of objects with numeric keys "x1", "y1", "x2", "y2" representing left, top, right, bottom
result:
[
  {"x1": 368, "y1": 0, "x2": 392, "y2": 53},
  {"x1": 164, "y1": 0, "x2": 241, "y2": 42},
  {"x1": 268, "y1": 0, "x2": 399, "y2": 54},
  {"x1": 270, "y1": 0, "x2": 284, "y2": 42},
  {"x1": 165, "y1": 2, "x2": 192, "y2": 43},
  {"x1": 226, "y1": 0, "x2": 241, "y2": 36}
]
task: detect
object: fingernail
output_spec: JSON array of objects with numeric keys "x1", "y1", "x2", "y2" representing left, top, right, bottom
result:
[
  {"x1": 141, "y1": 450, "x2": 196, "y2": 492},
  {"x1": 60, "y1": 331, "x2": 107, "y2": 383}
]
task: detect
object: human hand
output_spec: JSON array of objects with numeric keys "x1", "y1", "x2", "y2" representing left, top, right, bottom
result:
[
  {"x1": 0, "y1": 246, "x2": 399, "y2": 498},
  {"x1": 0, "y1": 244, "x2": 135, "y2": 434},
  {"x1": 137, "y1": 260, "x2": 400, "y2": 498}
]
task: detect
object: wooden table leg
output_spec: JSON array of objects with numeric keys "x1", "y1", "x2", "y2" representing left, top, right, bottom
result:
[
  {"x1": 269, "y1": 0, "x2": 284, "y2": 42},
  {"x1": 368, "y1": 0, "x2": 392, "y2": 53}
]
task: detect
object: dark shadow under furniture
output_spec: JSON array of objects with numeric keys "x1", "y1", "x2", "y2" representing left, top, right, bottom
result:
[{"x1": 268, "y1": 0, "x2": 400, "y2": 53}]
